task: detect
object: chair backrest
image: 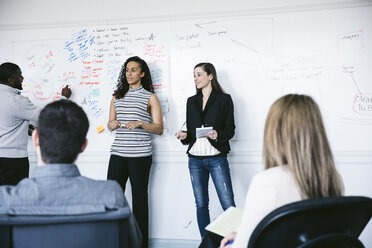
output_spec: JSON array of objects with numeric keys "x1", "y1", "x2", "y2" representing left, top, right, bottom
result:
[
  {"x1": 248, "y1": 196, "x2": 372, "y2": 248},
  {"x1": 0, "y1": 207, "x2": 138, "y2": 248}
]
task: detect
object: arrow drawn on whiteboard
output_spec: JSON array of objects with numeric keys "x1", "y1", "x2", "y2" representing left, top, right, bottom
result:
[
  {"x1": 342, "y1": 65, "x2": 362, "y2": 95},
  {"x1": 351, "y1": 72, "x2": 362, "y2": 95},
  {"x1": 81, "y1": 97, "x2": 87, "y2": 105},
  {"x1": 195, "y1": 20, "x2": 216, "y2": 29},
  {"x1": 230, "y1": 39, "x2": 260, "y2": 54}
]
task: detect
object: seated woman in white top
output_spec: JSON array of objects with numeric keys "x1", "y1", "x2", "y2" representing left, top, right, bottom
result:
[{"x1": 220, "y1": 94, "x2": 344, "y2": 248}]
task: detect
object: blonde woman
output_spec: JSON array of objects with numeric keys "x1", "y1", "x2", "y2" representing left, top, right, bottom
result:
[{"x1": 220, "y1": 94, "x2": 343, "y2": 248}]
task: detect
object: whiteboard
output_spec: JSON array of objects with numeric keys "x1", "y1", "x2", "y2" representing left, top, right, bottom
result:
[
  {"x1": 1, "y1": 6, "x2": 371, "y2": 152},
  {"x1": 1, "y1": 22, "x2": 170, "y2": 151},
  {"x1": 168, "y1": 7, "x2": 372, "y2": 151}
]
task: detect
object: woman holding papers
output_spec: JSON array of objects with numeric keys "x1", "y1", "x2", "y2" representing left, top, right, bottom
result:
[
  {"x1": 220, "y1": 94, "x2": 343, "y2": 248},
  {"x1": 175, "y1": 62, "x2": 236, "y2": 237},
  {"x1": 107, "y1": 56, "x2": 163, "y2": 248}
]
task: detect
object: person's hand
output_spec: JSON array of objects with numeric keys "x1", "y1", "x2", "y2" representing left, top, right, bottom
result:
[
  {"x1": 220, "y1": 232, "x2": 236, "y2": 248},
  {"x1": 175, "y1": 131, "x2": 187, "y2": 140},
  {"x1": 124, "y1": 121, "x2": 143, "y2": 130},
  {"x1": 108, "y1": 120, "x2": 122, "y2": 131},
  {"x1": 61, "y1": 85, "x2": 72, "y2": 99},
  {"x1": 206, "y1": 130, "x2": 218, "y2": 140},
  {"x1": 28, "y1": 124, "x2": 35, "y2": 136}
]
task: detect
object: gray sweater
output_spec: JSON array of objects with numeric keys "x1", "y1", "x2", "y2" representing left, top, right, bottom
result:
[
  {"x1": 0, "y1": 163, "x2": 125, "y2": 214},
  {"x1": 0, "y1": 83, "x2": 40, "y2": 158}
]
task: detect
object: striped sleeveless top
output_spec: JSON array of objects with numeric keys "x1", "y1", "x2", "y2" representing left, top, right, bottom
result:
[{"x1": 110, "y1": 86, "x2": 153, "y2": 157}]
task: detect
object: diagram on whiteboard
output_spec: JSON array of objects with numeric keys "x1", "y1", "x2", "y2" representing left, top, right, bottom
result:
[
  {"x1": 13, "y1": 23, "x2": 170, "y2": 151},
  {"x1": 7, "y1": 6, "x2": 372, "y2": 151}
]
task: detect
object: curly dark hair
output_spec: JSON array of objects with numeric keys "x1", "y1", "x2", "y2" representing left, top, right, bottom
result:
[{"x1": 113, "y1": 56, "x2": 154, "y2": 98}]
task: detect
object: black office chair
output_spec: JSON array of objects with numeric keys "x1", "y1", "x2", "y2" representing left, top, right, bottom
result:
[
  {"x1": 247, "y1": 196, "x2": 372, "y2": 248},
  {"x1": 0, "y1": 207, "x2": 142, "y2": 248}
]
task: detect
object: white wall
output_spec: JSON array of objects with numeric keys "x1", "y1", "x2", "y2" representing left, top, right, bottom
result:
[
  {"x1": 1, "y1": 0, "x2": 371, "y2": 28},
  {"x1": 3, "y1": 0, "x2": 372, "y2": 246}
]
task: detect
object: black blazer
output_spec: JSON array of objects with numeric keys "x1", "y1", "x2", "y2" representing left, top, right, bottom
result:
[{"x1": 181, "y1": 89, "x2": 235, "y2": 155}]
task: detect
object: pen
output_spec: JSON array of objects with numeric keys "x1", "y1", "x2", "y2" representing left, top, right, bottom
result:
[
  {"x1": 180, "y1": 121, "x2": 187, "y2": 131},
  {"x1": 226, "y1": 240, "x2": 234, "y2": 246},
  {"x1": 220, "y1": 240, "x2": 234, "y2": 248}
]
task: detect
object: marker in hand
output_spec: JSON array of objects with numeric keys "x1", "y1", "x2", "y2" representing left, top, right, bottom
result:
[
  {"x1": 122, "y1": 121, "x2": 141, "y2": 130},
  {"x1": 220, "y1": 240, "x2": 234, "y2": 248},
  {"x1": 61, "y1": 85, "x2": 72, "y2": 99},
  {"x1": 226, "y1": 240, "x2": 234, "y2": 245}
]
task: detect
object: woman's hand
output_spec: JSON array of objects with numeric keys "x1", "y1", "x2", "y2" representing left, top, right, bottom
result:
[
  {"x1": 220, "y1": 232, "x2": 237, "y2": 248},
  {"x1": 124, "y1": 121, "x2": 143, "y2": 130},
  {"x1": 108, "y1": 120, "x2": 122, "y2": 131},
  {"x1": 175, "y1": 131, "x2": 187, "y2": 140},
  {"x1": 206, "y1": 130, "x2": 218, "y2": 140}
]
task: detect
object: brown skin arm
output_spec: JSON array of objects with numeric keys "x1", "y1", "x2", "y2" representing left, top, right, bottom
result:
[{"x1": 107, "y1": 96, "x2": 122, "y2": 131}]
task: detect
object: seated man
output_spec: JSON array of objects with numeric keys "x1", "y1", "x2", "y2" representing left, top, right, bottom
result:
[{"x1": 0, "y1": 100, "x2": 141, "y2": 246}]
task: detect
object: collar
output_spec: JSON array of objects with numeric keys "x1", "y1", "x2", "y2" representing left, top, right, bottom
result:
[
  {"x1": 128, "y1": 85, "x2": 143, "y2": 93},
  {"x1": 197, "y1": 88, "x2": 217, "y2": 98},
  {"x1": 197, "y1": 89, "x2": 217, "y2": 113},
  {"x1": 32, "y1": 164, "x2": 81, "y2": 178},
  {"x1": 0, "y1": 83, "x2": 18, "y2": 94}
]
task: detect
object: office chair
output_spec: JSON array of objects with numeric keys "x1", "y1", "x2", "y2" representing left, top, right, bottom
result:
[
  {"x1": 247, "y1": 196, "x2": 372, "y2": 248},
  {"x1": 0, "y1": 207, "x2": 141, "y2": 248}
]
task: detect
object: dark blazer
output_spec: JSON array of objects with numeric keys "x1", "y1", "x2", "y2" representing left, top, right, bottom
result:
[{"x1": 181, "y1": 89, "x2": 235, "y2": 155}]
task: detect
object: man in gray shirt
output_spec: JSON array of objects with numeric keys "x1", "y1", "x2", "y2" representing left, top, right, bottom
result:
[{"x1": 0, "y1": 62, "x2": 71, "y2": 185}]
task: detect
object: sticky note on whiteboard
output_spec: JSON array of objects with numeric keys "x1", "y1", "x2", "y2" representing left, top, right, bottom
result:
[{"x1": 96, "y1": 125, "x2": 104, "y2": 133}]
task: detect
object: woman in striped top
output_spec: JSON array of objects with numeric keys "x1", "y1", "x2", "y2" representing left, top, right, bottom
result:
[{"x1": 107, "y1": 56, "x2": 163, "y2": 248}]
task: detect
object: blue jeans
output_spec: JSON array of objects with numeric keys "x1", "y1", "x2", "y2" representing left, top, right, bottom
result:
[{"x1": 188, "y1": 156, "x2": 235, "y2": 237}]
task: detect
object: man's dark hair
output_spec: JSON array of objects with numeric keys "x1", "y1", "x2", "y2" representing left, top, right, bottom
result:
[
  {"x1": 38, "y1": 100, "x2": 89, "y2": 164},
  {"x1": 0, "y1": 62, "x2": 20, "y2": 84}
]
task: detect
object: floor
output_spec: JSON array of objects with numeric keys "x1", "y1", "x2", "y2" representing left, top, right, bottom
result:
[{"x1": 150, "y1": 239, "x2": 200, "y2": 248}]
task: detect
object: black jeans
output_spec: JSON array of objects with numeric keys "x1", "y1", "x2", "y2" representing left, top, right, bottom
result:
[
  {"x1": 107, "y1": 155, "x2": 152, "y2": 248},
  {"x1": 0, "y1": 157, "x2": 29, "y2": 186}
]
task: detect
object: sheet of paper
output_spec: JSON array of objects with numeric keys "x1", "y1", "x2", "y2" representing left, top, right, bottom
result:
[
  {"x1": 205, "y1": 207, "x2": 243, "y2": 237},
  {"x1": 196, "y1": 126, "x2": 212, "y2": 138}
]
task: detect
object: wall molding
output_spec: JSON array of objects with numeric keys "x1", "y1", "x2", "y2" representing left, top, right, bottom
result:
[
  {"x1": 149, "y1": 238, "x2": 199, "y2": 248},
  {"x1": 28, "y1": 149, "x2": 372, "y2": 166}
]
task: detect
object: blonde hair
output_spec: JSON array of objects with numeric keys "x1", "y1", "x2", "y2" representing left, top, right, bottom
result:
[{"x1": 263, "y1": 94, "x2": 343, "y2": 199}]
